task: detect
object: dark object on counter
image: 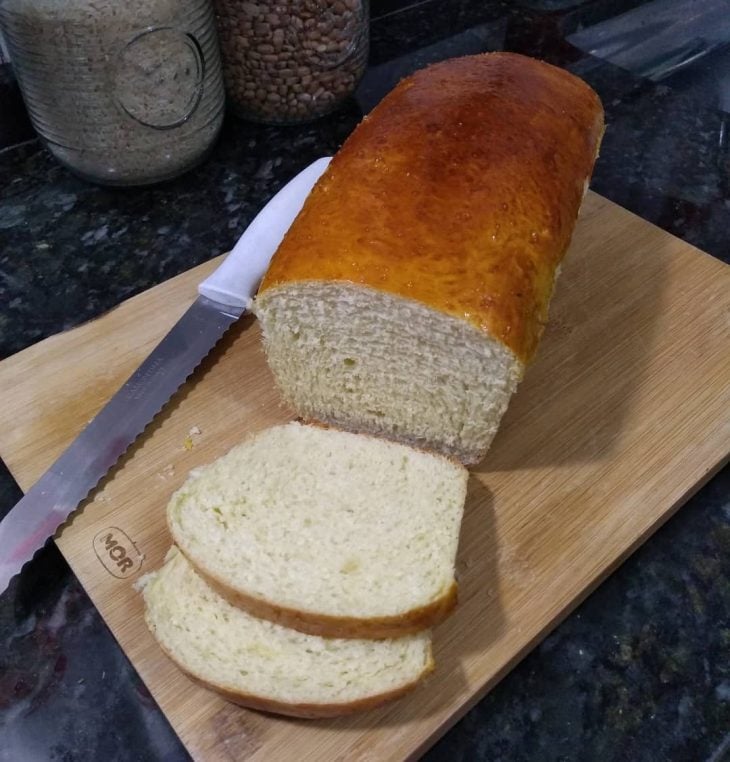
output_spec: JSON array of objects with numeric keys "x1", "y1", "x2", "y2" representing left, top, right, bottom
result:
[
  {"x1": 213, "y1": 0, "x2": 369, "y2": 124},
  {"x1": 0, "y1": 63, "x2": 33, "y2": 149},
  {"x1": 0, "y1": 0, "x2": 225, "y2": 186}
]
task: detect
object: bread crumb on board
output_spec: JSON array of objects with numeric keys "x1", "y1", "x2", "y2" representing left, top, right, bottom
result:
[
  {"x1": 133, "y1": 571, "x2": 156, "y2": 592},
  {"x1": 158, "y1": 464, "x2": 176, "y2": 481},
  {"x1": 183, "y1": 425, "x2": 203, "y2": 451}
]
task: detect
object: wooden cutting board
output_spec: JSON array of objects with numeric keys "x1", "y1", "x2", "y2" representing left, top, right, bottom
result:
[{"x1": 0, "y1": 192, "x2": 728, "y2": 761}]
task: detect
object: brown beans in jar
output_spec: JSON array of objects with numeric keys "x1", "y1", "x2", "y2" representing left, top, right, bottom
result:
[{"x1": 213, "y1": 0, "x2": 368, "y2": 124}]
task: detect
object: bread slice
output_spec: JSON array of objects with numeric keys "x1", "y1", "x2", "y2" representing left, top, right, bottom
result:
[
  {"x1": 142, "y1": 548, "x2": 434, "y2": 718},
  {"x1": 167, "y1": 421, "x2": 467, "y2": 638},
  {"x1": 254, "y1": 53, "x2": 604, "y2": 464}
]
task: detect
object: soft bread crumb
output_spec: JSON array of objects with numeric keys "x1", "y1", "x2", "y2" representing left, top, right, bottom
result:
[
  {"x1": 168, "y1": 422, "x2": 467, "y2": 628},
  {"x1": 254, "y1": 283, "x2": 523, "y2": 464},
  {"x1": 158, "y1": 464, "x2": 176, "y2": 480},
  {"x1": 143, "y1": 548, "x2": 432, "y2": 712}
]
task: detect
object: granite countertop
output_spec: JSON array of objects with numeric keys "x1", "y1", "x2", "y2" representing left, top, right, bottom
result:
[{"x1": 1, "y1": 0, "x2": 729, "y2": 760}]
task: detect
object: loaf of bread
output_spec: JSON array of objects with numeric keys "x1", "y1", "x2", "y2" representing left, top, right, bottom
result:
[
  {"x1": 168, "y1": 422, "x2": 467, "y2": 638},
  {"x1": 254, "y1": 52, "x2": 604, "y2": 464},
  {"x1": 142, "y1": 548, "x2": 433, "y2": 718}
]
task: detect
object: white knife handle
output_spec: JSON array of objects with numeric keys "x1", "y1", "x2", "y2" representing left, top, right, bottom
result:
[{"x1": 199, "y1": 156, "x2": 332, "y2": 310}]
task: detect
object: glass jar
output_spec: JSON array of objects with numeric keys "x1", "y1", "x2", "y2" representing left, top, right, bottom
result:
[
  {"x1": 213, "y1": 0, "x2": 368, "y2": 124},
  {"x1": 0, "y1": 0, "x2": 225, "y2": 186}
]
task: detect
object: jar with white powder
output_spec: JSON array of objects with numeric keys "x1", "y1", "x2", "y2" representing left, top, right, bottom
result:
[
  {"x1": 0, "y1": 0, "x2": 225, "y2": 185},
  {"x1": 213, "y1": 0, "x2": 369, "y2": 124}
]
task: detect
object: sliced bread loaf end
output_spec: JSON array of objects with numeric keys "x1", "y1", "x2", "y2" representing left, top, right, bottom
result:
[
  {"x1": 142, "y1": 548, "x2": 434, "y2": 718},
  {"x1": 255, "y1": 54, "x2": 603, "y2": 465}
]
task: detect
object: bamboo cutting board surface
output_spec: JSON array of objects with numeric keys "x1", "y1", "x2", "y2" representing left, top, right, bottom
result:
[{"x1": 0, "y1": 192, "x2": 728, "y2": 761}]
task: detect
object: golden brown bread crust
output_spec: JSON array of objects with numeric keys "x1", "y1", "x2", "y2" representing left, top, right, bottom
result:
[
  {"x1": 191, "y1": 670, "x2": 432, "y2": 719},
  {"x1": 178, "y1": 543, "x2": 458, "y2": 639},
  {"x1": 258, "y1": 52, "x2": 604, "y2": 363},
  {"x1": 148, "y1": 618, "x2": 435, "y2": 719}
]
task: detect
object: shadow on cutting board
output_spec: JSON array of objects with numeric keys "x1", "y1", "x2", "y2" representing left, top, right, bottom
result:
[
  {"x1": 477, "y1": 199, "x2": 670, "y2": 473},
  {"x1": 434, "y1": 476, "x2": 506, "y2": 671}
]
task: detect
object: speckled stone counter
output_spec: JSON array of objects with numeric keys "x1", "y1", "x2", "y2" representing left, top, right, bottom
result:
[{"x1": 1, "y1": 1, "x2": 728, "y2": 760}]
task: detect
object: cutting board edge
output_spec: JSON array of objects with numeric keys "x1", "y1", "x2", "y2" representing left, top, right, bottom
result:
[
  {"x1": 2, "y1": 191, "x2": 725, "y2": 377},
  {"x1": 0, "y1": 250, "x2": 224, "y2": 376},
  {"x1": 404, "y1": 451, "x2": 729, "y2": 760}
]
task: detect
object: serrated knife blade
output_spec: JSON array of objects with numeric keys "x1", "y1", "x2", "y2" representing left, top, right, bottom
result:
[{"x1": 0, "y1": 157, "x2": 331, "y2": 594}]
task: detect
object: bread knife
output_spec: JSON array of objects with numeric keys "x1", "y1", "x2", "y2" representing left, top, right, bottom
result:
[{"x1": 0, "y1": 156, "x2": 331, "y2": 594}]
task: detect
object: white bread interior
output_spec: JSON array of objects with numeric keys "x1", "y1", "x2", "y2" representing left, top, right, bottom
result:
[
  {"x1": 142, "y1": 548, "x2": 433, "y2": 718},
  {"x1": 254, "y1": 283, "x2": 523, "y2": 464},
  {"x1": 167, "y1": 421, "x2": 467, "y2": 637}
]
